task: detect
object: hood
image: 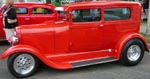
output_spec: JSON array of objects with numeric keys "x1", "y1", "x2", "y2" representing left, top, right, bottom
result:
[
  {"x1": 17, "y1": 21, "x2": 67, "y2": 30},
  {"x1": 16, "y1": 21, "x2": 68, "y2": 34}
]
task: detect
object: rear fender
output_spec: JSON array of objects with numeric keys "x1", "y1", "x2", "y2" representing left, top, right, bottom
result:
[{"x1": 114, "y1": 33, "x2": 149, "y2": 59}]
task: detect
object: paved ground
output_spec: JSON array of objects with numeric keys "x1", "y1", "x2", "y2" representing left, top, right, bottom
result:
[{"x1": 0, "y1": 42, "x2": 150, "y2": 79}]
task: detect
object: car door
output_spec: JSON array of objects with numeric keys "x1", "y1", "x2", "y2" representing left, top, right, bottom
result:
[
  {"x1": 0, "y1": 5, "x2": 5, "y2": 38},
  {"x1": 70, "y1": 8, "x2": 103, "y2": 52},
  {"x1": 102, "y1": 7, "x2": 132, "y2": 49},
  {"x1": 30, "y1": 6, "x2": 56, "y2": 24}
]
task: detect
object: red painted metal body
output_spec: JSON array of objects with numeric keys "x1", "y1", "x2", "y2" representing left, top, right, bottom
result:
[
  {"x1": 1, "y1": 2, "x2": 149, "y2": 69},
  {"x1": 0, "y1": 3, "x2": 58, "y2": 40}
]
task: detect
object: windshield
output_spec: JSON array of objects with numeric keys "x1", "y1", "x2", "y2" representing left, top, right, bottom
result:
[{"x1": 58, "y1": 11, "x2": 69, "y2": 21}]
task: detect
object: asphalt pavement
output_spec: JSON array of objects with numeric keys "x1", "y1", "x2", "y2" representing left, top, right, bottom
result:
[{"x1": 0, "y1": 42, "x2": 150, "y2": 79}]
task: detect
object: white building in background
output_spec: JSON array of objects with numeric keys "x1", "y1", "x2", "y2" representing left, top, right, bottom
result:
[{"x1": 0, "y1": 0, "x2": 5, "y2": 7}]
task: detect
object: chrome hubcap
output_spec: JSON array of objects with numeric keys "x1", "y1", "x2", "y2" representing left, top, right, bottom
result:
[
  {"x1": 127, "y1": 45, "x2": 141, "y2": 61},
  {"x1": 13, "y1": 54, "x2": 35, "y2": 75}
]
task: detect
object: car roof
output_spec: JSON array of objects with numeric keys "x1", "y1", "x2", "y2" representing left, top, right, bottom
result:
[
  {"x1": 65, "y1": 1, "x2": 141, "y2": 11},
  {"x1": 14, "y1": 2, "x2": 46, "y2": 5},
  {"x1": 13, "y1": 2, "x2": 55, "y2": 8},
  {"x1": 0, "y1": 2, "x2": 55, "y2": 12}
]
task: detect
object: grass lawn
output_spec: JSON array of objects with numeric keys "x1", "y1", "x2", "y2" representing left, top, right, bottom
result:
[
  {"x1": 142, "y1": 20, "x2": 147, "y2": 24},
  {"x1": 140, "y1": 33, "x2": 150, "y2": 43}
]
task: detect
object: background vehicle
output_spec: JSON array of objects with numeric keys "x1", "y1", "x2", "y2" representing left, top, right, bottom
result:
[
  {"x1": 0, "y1": 3, "x2": 58, "y2": 41},
  {"x1": 0, "y1": 1, "x2": 149, "y2": 78}
]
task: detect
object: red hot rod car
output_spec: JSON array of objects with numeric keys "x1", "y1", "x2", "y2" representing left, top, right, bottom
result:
[
  {"x1": 0, "y1": 1, "x2": 149, "y2": 78},
  {"x1": 0, "y1": 3, "x2": 58, "y2": 41}
]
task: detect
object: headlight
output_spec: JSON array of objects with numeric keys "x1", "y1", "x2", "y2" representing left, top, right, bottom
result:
[
  {"x1": 12, "y1": 36, "x2": 18, "y2": 43},
  {"x1": 8, "y1": 36, "x2": 19, "y2": 45}
]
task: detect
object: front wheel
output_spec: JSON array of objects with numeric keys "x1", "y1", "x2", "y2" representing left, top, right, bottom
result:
[
  {"x1": 7, "y1": 53, "x2": 39, "y2": 78},
  {"x1": 120, "y1": 39, "x2": 145, "y2": 66}
]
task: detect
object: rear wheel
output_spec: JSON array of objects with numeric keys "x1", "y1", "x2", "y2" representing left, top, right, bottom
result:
[
  {"x1": 7, "y1": 53, "x2": 39, "y2": 78},
  {"x1": 120, "y1": 39, "x2": 145, "y2": 66}
]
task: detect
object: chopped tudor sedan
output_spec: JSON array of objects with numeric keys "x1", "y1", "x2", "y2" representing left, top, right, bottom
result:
[
  {"x1": 0, "y1": 1, "x2": 149, "y2": 78},
  {"x1": 0, "y1": 3, "x2": 58, "y2": 41}
]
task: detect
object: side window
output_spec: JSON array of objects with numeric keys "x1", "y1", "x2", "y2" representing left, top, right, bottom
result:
[
  {"x1": 15, "y1": 8, "x2": 28, "y2": 14},
  {"x1": 72, "y1": 8, "x2": 100, "y2": 22},
  {"x1": 104, "y1": 8, "x2": 130, "y2": 21},
  {"x1": 32, "y1": 8, "x2": 53, "y2": 14}
]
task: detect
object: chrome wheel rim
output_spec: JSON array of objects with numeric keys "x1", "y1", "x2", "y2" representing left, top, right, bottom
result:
[
  {"x1": 127, "y1": 45, "x2": 141, "y2": 61},
  {"x1": 13, "y1": 54, "x2": 35, "y2": 75}
]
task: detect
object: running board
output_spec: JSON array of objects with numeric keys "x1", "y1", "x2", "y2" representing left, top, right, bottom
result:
[{"x1": 71, "y1": 57, "x2": 118, "y2": 68}]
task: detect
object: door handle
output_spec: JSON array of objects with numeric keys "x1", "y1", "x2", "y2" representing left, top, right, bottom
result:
[{"x1": 100, "y1": 24, "x2": 104, "y2": 28}]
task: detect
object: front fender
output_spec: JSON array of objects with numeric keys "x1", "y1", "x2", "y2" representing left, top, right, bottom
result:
[
  {"x1": 114, "y1": 33, "x2": 149, "y2": 59},
  {"x1": 0, "y1": 45, "x2": 43, "y2": 59},
  {"x1": 0, "y1": 45, "x2": 71, "y2": 69}
]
